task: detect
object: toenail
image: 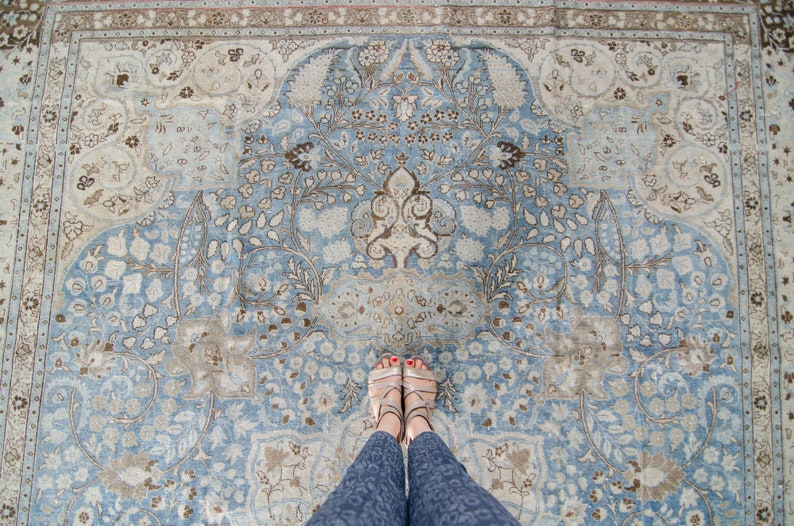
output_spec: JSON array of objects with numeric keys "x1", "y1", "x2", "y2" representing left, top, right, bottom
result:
[
  {"x1": 406, "y1": 359, "x2": 414, "y2": 366},
  {"x1": 391, "y1": 356, "x2": 399, "y2": 362}
]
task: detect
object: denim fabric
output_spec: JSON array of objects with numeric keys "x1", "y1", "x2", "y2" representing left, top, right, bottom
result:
[
  {"x1": 407, "y1": 432, "x2": 520, "y2": 526},
  {"x1": 306, "y1": 431, "x2": 407, "y2": 526},
  {"x1": 308, "y1": 431, "x2": 519, "y2": 526}
]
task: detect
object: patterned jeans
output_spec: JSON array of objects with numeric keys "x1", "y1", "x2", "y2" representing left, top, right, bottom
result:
[{"x1": 306, "y1": 431, "x2": 521, "y2": 526}]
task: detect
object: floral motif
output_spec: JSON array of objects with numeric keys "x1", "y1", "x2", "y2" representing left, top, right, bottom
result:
[
  {"x1": 286, "y1": 51, "x2": 337, "y2": 110},
  {"x1": 623, "y1": 451, "x2": 684, "y2": 503},
  {"x1": 285, "y1": 141, "x2": 316, "y2": 171},
  {"x1": 358, "y1": 39, "x2": 389, "y2": 68},
  {"x1": 542, "y1": 312, "x2": 628, "y2": 400},
  {"x1": 74, "y1": 339, "x2": 116, "y2": 379},
  {"x1": 351, "y1": 166, "x2": 456, "y2": 267},
  {"x1": 759, "y1": 0, "x2": 794, "y2": 52},
  {"x1": 676, "y1": 337, "x2": 717, "y2": 377},
  {"x1": 318, "y1": 270, "x2": 488, "y2": 349},
  {"x1": 485, "y1": 443, "x2": 539, "y2": 518},
  {"x1": 490, "y1": 141, "x2": 525, "y2": 170},
  {"x1": 99, "y1": 451, "x2": 161, "y2": 501},
  {"x1": 0, "y1": 3, "x2": 40, "y2": 49},
  {"x1": 167, "y1": 317, "x2": 257, "y2": 399},
  {"x1": 393, "y1": 93, "x2": 418, "y2": 122},
  {"x1": 481, "y1": 51, "x2": 527, "y2": 109},
  {"x1": 426, "y1": 39, "x2": 460, "y2": 67}
]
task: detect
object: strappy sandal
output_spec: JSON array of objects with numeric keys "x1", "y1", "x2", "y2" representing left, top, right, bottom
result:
[
  {"x1": 367, "y1": 354, "x2": 404, "y2": 442},
  {"x1": 403, "y1": 355, "x2": 437, "y2": 444}
]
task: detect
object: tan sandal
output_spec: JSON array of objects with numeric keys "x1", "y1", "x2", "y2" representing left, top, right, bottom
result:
[
  {"x1": 403, "y1": 355, "x2": 436, "y2": 444},
  {"x1": 368, "y1": 354, "x2": 404, "y2": 442}
]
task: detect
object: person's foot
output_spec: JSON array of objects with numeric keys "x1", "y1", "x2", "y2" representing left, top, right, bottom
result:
[
  {"x1": 368, "y1": 355, "x2": 403, "y2": 441},
  {"x1": 403, "y1": 356, "x2": 436, "y2": 444}
]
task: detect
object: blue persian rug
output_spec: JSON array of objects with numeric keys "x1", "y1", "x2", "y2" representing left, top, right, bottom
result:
[{"x1": 0, "y1": 1, "x2": 793, "y2": 524}]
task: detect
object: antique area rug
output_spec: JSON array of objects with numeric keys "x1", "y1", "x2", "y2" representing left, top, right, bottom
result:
[{"x1": 1, "y1": 0, "x2": 793, "y2": 524}]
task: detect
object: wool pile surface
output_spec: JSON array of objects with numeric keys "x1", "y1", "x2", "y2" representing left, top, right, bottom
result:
[{"x1": 1, "y1": 1, "x2": 793, "y2": 524}]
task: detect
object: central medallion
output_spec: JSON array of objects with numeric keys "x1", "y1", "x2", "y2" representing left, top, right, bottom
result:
[
  {"x1": 351, "y1": 165, "x2": 456, "y2": 269},
  {"x1": 317, "y1": 270, "x2": 489, "y2": 351}
]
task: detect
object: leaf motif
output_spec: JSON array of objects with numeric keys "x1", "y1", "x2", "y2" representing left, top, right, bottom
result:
[
  {"x1": 145, "y1": 349, "x2": 166, "y2": 366},
  {"x1": 629, "y1": 347, "x2": 646, "y2": 363},
  {"x1": 438, "y1": 378, "x2": 459, "y2": 413},
  {"x1": 279, "y1": 132, "x2": 295, "y2": 152},
  {"x1": 207, "y1": 239, "x2": 218, "y2": 257},
  {"x1": 409, "y1": 42, "x2": 434, "y2": 81},
  {"x1": 321, "y1": 267, "x2": 333, "y2": 283},
  {"x1": 296, "y1": 229, "x2": 311, "y2": 253},
  {"x1": 174, "y1": 411, "x2": 198, "y2": 422},
  {"x1": 496, "y1": 229, "x2": 511, "y2": 251},
  {"x1": 338, "y1": 378, "x2": 362, "y2": 414},
  {"x1": 722, "y1": 236, "x2": 734, "y2": 256},
  {"x1": 269, "y1": 210, "x2": 285, "y2": 227},
  {"x1": 232, "y1": 239, "x2": 243, "y2": 257},
  {"x1": 597, "y1": 410, "x2": 618, "y2": 423}
]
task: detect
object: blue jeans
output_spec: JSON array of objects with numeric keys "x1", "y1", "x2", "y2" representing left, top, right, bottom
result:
[{"x1": 306, "y1": 431, "x2": 521, "y2": 526}]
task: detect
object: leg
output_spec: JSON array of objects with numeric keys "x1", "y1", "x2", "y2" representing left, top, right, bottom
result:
[
  {"x1": 403, "y1": 358, "x2": 520, "y2": 526},
  {"x1": 306, "y1": 355, "x2": 408, "y2": 526},
  {"x1": 306, "y1": 431, "x2": 406, "y2": 526}
]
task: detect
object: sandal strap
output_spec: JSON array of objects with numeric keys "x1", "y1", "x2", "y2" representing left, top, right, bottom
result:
[
  {"x1": 374, "y1": 396, "x2": 403, "y2": 420},
  {"x1": 404, "y1": 399, "x2": 433, "y2": 445},
  {"x1": 403, "y1": 382, "x2": 436, "y2": 408},
  {"x1": 405, "y1": 398, "x2": 433, "y2": 422},
  {"x1": 370, "y1": 392, "x2": 403, "y2": 442},
  {"x1": 368, "y1": 365, "x2": 402, "y2": 383},
  {"x1": 403, "y1": 366, "x2": 435, "y2": 382},
  {"x1": 368, "y1": 378, "x2": 402, "y2": 391},
  {"x1": 367, "y1": 379, "x2": 403, "y2": 412}
]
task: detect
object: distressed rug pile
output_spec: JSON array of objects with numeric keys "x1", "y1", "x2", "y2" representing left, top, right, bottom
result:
[{"x1": 1, "y1": 1, "x2": 793, "y2": 524}]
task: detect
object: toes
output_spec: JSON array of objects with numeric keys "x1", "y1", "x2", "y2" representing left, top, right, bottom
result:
[
  {"x1": 406, "y1": 357, "x2": 428, "y2": 370},
  {"x1": 374, "y1": 355, "x2": 401, "y2": 373},
  {"x1": 376, "y1": 355, "x2": 394, "y2": 369}
]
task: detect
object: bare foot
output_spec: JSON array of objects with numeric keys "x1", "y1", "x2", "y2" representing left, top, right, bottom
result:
[
  {"x1": 403, "y1": 357, "x2": 436, "y2": 443},
  {"x1": 368, "y1": 355, "x2": 403, "y2": 441}
]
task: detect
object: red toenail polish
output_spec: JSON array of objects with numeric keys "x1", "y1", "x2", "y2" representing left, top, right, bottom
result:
[
  {"x1": 406, "y1": 359, "x2": 414, "y2": 366},
  {"x1": 391, "y1": 356, "x2": 399, "y2": 362}
]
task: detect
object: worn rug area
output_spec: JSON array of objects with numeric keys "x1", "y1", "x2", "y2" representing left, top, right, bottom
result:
[{"x1": 1, "y1": 1, "x2": 793, "y2": 524}]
